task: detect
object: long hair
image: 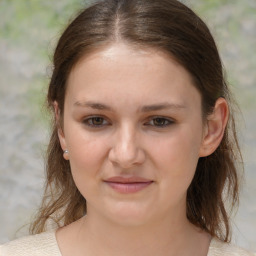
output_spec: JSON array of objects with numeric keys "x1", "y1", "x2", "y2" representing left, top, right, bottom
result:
[{"x1": 30, "y1": 0, "x2": 242, "y2": 242}]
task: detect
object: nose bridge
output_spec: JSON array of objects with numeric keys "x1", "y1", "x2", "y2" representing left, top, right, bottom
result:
[
  {"x1": 109, "y1": 121, "x2": 144, "y2": 167},
  {"x1": 117, "y1": 121, "x2": 137, "y2": 156}
]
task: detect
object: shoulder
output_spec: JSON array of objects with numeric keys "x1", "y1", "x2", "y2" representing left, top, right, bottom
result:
[
  {"x1": 208, "y1": 238, "x2": 256, "y2": 256},
  {"x1": 0, "y1": 230, "x2": 61, "y2": 256}
]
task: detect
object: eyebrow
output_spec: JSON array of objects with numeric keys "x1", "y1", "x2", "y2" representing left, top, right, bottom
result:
[{"x1": 74, "y1": 101, "x2": 187, "y2": 112}]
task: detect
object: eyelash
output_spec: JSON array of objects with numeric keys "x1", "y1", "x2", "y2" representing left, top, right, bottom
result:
[{"x1": 82, "y1": 116, "x2": 174, "y2": 128}]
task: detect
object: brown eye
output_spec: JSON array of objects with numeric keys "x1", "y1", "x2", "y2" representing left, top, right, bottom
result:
[
  {"x1": 91, "y1": 117, "x2": 104, "y2": 125},
  {"x1": 146, "y1": 117, "x2": 174, "y2": 128},
  {"x1": 153, "y1": 118, "x2": 168, "y2": 126},
  {"x1": 83, "y1": 116, "x2": 109, "y2": 127}
]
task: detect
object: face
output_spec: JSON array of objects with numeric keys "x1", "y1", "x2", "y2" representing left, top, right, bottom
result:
[{"x1": 58, "y1": 43, "x2": 208, "y2": 226}]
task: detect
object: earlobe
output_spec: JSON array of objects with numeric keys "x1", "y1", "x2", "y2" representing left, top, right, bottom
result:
[
  {"x1": 199, "y1": 98, "x2": 229, "y2": 157},
  {"x1": 53, "y1": 101, "x2": 69, "y2": 160}
]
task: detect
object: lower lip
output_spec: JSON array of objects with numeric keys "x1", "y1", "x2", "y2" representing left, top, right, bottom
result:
[{"x1": 105, "y1": 181, "x2": 153, "y2": 193}]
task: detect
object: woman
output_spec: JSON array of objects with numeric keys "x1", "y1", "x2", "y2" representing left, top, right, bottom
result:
[{"x1": 1, "y1": 0, "x2": 255, "y2": 255}]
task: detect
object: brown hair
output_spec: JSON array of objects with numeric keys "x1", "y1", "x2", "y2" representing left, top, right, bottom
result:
[{"x1": 30, "y1": 0, "x2": 242, "y2": 242}]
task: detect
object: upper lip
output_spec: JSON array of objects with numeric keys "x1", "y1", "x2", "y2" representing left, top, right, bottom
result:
[{"x1": 104, "y1": 176, "x2": 153, "y2": 183}]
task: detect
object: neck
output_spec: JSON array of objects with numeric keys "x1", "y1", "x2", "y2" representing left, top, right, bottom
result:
[{"x1": 73, "y1": 209, "x2": 209, "y2": 256}]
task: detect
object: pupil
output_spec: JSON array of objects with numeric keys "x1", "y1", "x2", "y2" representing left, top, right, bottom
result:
[
  {"x1": 93, "y1": 117, "x2": 103, "y2": 125},
  {"x1": 154, "y1": 118, "x2": 164, "y2": 126}
]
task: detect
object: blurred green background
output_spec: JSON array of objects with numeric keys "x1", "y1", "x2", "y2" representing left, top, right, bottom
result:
[{"x1": 0, "y1": 0, "x2": 255, "y2": 251}]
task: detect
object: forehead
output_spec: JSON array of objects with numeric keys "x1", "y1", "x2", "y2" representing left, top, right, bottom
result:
[
  {"x1": 70, "y1": 42, "x2": 191, "y2": 81},
  {"x1": 66, "y1": 43, "x2": 201, "y2": 112}
]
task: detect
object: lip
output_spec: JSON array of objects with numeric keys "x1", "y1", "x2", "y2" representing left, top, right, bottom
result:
[{"x1": 104, "y1": 176, "x2": 153, "y2": 194}]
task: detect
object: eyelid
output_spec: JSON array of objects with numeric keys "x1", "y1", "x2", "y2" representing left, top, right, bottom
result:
[{"x1": 82, "y1": 115, "x2": 175, "y2": 129}]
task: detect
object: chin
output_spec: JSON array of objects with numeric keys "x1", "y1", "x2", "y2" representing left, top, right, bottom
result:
[{"x1": 105, "y1": 202, "x2": 153, "y2": 227}]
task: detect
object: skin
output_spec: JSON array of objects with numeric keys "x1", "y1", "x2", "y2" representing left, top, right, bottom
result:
[{"x1": 55, "y1": 42, "x2": 229, "y2": 256}]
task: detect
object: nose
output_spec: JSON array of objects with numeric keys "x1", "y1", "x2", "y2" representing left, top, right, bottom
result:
[{"x1": 108, "y1": 123, "x2": 146, "y2": 168}]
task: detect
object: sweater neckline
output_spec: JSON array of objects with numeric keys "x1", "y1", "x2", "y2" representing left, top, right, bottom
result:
[{"x1": 50, "y1": 229, "x2": 217, "y2": 255}]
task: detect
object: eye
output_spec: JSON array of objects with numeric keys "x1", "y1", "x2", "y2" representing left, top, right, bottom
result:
[
  {"x1": 83, "y1": 116, "x2": 109, "y2": 127},
  {"x1": 146, "y1": 117, "x2": 174, "y2": 127}
]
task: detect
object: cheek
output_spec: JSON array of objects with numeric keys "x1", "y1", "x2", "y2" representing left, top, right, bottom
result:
[
  {"x1": 65, "y1": 132, "x2": 108, "y2": 199},
  {"x1": 153, "y1": 127, "x2": 202, "y2": 183},
  {"x1": 65, "y1": 129, "x2": 108, "y2": 176}
]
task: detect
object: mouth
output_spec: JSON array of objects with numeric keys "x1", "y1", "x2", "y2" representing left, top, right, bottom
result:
[{"x1": 103, "y1": 176, "x2": 154, "y2": 194}]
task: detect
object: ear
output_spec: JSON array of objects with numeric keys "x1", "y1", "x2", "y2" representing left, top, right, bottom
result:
[
  {"x1": 199, "y1": 97, "x2": 229, "y2": 157},
  {"x1": 53, "y1": 101, "x2": 69, "y2": 160}
]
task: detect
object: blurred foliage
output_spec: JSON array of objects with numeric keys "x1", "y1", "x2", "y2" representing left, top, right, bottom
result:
[
  {"x1": 0, "y1": 0, "x2": 92, "y2": 58},
  {"x1": 0, "y1": 0, "x2": 93, "y2": 126},
  {"x1": 188, "y1": 0, "x2": 256, "y2": 109}
]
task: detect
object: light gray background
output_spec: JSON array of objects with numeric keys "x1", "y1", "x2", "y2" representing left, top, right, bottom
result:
[{"x1": 0, "y1": 0, "x2": 255, "y2": 251}]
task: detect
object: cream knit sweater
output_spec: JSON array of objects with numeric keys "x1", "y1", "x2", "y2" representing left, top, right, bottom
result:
[{"x1": 0, "y1": 230, "x2": 255, "y2": 256}]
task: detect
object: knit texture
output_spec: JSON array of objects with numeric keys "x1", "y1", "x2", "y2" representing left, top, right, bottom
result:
[
  {"x1": 0, "y1": 230, "x2": 255, "y2": 255},
  {"x1": 0, "y1": 231, "x2": 61, "y2": 256},
  {"x1": 208, "y1": 238, "x2": 255, "y2": 256}
]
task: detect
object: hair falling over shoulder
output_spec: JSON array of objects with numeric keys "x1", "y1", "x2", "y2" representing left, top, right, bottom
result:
[{"x1": 30, "y1": 0, "x2": 243, "y2": 242}]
